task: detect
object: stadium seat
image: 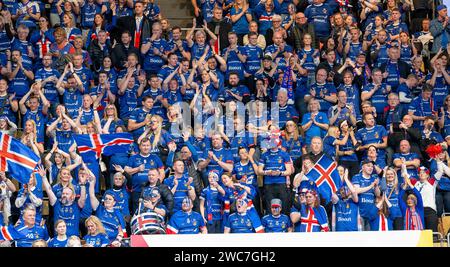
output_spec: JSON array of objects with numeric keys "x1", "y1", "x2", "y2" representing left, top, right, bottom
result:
[{"x1": 441, "y1": 213, "x2": 450, "y2": 238}]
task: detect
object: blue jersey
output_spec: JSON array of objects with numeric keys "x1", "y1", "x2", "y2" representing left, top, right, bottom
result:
[
  {"x1": 163, "y1": 89, "x2": 183, "y2": 106},
  {"x1": 281, "y1": 137, "x2": 304, "y2": 162},
  {"x1": 112, "y1": 187, "x2": 130, "y2": 217},
  {"x1": 304, "y1": 3, "x2": 333, "y2": 38},
  {"x1": 265, "y1": 44, "x2": 294, "y2": 60},
  {"x1": 167, "y1": 210, "x2": 206, "y2": 234},
  {"x1": 355, "y1": 125, "x2": 388, "y2": 160},
  {"x1": 381, "y1": 183, "x2": 402, "y2": 218},
  {"x1": 22, "y1": 110, "x2": 47, "y2": 143},
  {"x1": 199, "y1": 147, "x2": 233, "y2": 177},
  {"x1": 276, "y1": 104, "x2": 299, "y2": 128},
  {"x1": 400, "y1": 44, "x2": 413, "y2": 65},
  {"x1": 74, "y1": 67, "x2": 93, "y2": 93},
  {"x1": 0, "y1": 94, "x2": 16, "y2": 123},
  {"x1": 83, "y1": 233, "x2": 110, "y2": 247},
  {"x1": 48, "y1": 237, "x2": 68, "y2": 247},
  {"x1": 243, "y1": 44, "x2": 263, "y2": 75},
  {"x1": 100, "y1": 118, "x2": 125, "y2": 134},
  {"x1": 259, "y1": 149, "x2": 291, "y2": 185},
  {"x1": 142, "y1": 38, "x2": 169, "y2": 72},
  {"x1": 164, "y1": 174, "x2": 194, "y2": 212},
  {"x1": 261, "y1": 214, "x2": 291, "y2": 232},
  {"x1": 227, "y1": 131, "x2": 255, "y2": 162},
  {"x1": 347, "y1": 42, "x2": 363, "y2": 62},
  {"x1": 54, "y1": 130, "x2": 75, "y2": 153},
  {"x1": 383, "y1": 61, "x2": 401, "y2": 90},
  {"x1": 53, "y1": 201, "x2": 81, "y2": 237},
  {"x1": 230, "y1": 7, "x2": 251, "y2": 34},
  {"x1": 190, "y1": 43, "x2": 212, "y2": 62},
  {"x1": 408, "y1": 96, "x2": 436, "y2": 129},
  {"x1": 222, "y1": 46, "x2": 246, "y2": 80},
  {"x1": 128, "y1": 153, "x2": 164, "y2": 192},
  {"x1": 397, "y1": 83, "x2": 414, "y2": 110},
  {"x1": 15, "y1": 223, "x2": 49, "y2": 247},
  {"x1": 95, "y1": 205, "x2": 126, "y2": 242},
  {"x1": 224, "y1": 212, "x2": 263, "y2": 233},
  {"x1": 385, "y1": 21, "x2": 408, "y2": 38},
  {"x1": 9, "y1": 60, "x2": 32, "y2": 98},
  {"x1": 337, "y1": 133, "x2": 358, "y2": 161},
  {"x1": 352, "y1": 173, "x2": 379, "y2": 218},
  {"x1": 297, "y1": 48, "x2": 319, "y2": 72},
  {"x1": 333, "y1": 197, "x2": 359, "y2": 232},
  {"x1": 362, "y1": 83, "x2": 389, "y2": 114},
  {"x1": 34, "y1": 68, "x2": 60, "y2": 103},
  {"x1": 0, "y1": 30, "x2": 10, "y2": 52},
  {"x1": 200, "y1": 186, "x2": 223, "y2": 222},
  {"x1": 128, "y1": 107, "x2": 153, "y2": 139},
  {"x1": 371, "y1": 43, "x2": 390, "y2": 68},
  {"x1": 233, "y1": 161, "x2": 257, "y2": 187},
  {"x1": 118, "y1": 86, "x2": 139, "y2": 119},
  {"x1": 393, "y1": 152, "x2": 419, "y2": 183},
  {"x1": 426, "y1": 74, "x2": 449, "y2": 110},
  {"x1": 62, "y1": 88, "x2": 83, "y2": 119},
  {"x1": 306, "y1": 83, "x2": 337, "y2": 112},
  {"x1": 301, "y1": 112, "x2": 329, "y2": 145},
  {"x1": 80, "y1": 2, "x2": 101, "y2": 28}
]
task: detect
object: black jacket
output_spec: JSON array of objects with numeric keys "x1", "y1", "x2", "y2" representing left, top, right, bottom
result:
[
  {"x1": 111, "y1": 43, "x2": 141, "y2": 70},
  {"x1": 87, "y1": 39, "x2": 112, "y2": 71},
  {"x1": 141, "y1": 182, "x2": 174, "y2": 215},
  {"x1": 115, "y1": 15, "x2": 153, "y2": 49}
]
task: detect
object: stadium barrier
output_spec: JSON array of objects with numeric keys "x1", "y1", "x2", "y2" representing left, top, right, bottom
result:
[{"x1": 130, "y1": 230, "x2": 433, "y2": 247}]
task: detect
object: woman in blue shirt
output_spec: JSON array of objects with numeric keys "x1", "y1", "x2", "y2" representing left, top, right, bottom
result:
[
  {"x1": 230, "y1": 0, "x2": 253, "y2": 42},
  {"x1": 83, "y1": 215, "x2": 110, "y2": 247},
  {"x1": 48, "y1": 219, "x2": 68, "y2": 247},
  {"x1": 301, "y1": 99, "x2": 330, "y2": 145},
  {"x1": 380, "y1": 167, "x2": 403, "y2": 230}
]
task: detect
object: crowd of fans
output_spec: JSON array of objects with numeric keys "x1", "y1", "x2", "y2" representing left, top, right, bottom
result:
[{"x1": 0, "y1": 0, "x2": 449, "y2": 247}]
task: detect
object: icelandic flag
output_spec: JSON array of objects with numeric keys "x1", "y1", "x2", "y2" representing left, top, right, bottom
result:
[
  {"x1": 73, "y1": 133, "x2": 134, "y2": 162},
  {"x1": 0, "y1": 225, "x2": 22, "y2": 241},
  {"x1": 305, "y1": 155, "x2": 342, "y2": 203},
  {"x1": 0, "y1": 133, "x2": 40, "y2": 184}
]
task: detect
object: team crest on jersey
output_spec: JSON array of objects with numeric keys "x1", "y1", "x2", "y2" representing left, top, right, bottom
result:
[
  {"x1": 247, "y1": 220, "x2": 251, "y2": 227},
  {"x1": 374, "y1": 132, "x2": 379, "y2": 139},
  {"x1": 150, "y1": 160, "x2": 154, "y2": 165},
  {"x1": 278, "y1": 159, "x2": 282, "y2": 163},
  {"x1": 322, "y1": 8, "x2": 327, "y2": 13},
  {"x1": 69, "y1": 207, "x2": 73, "y2": 213},
  {"x1": 281, "y1": 222, "x2": 286, "y2": 228},
  {"x1": 82, "y1": 73, "x2": 87, "y2": 80},
  {"x1": 193, "y1": 220, "x2": 197, "y2": 226},
  {"x1": 96, "y1": 240, "x2": 100, "y2": 246},
  {"x1": 286, "y1": 112, "x2": 290, "y2": 117},
  {"x1": 119, "y1": 192, "x2": 123, "y2": 198}
]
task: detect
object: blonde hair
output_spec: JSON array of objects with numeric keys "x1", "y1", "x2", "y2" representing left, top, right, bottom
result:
[
  {"x1": 22, "y1": 120, "x2": 38, "y2": 143},
  {"x1": 148, "y1": 115, "x2": 163, "y2": 149},
  {"x1": 283, "y1": 120, "x2": 300, "y2": 141},
  {"x1": 56, "y1": 167, "x2": 74, "y2": 187},
  {"x1": 103, "y1": 104, "x2": 119, "y2": 121},
  {"x1": 85, "y1": 215, "x2": 107, "y2": 235}
]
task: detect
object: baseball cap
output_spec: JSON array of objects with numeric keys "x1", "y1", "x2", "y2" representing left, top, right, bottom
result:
[
  {"x1": 0, "y1": 116, "x2": 7, "y2": 121},
  {"x1": 271, "y1": 198, "x2": 282, "y2": 207},
  {"x1": 437, "y1": 4, "x2": 447, "y2": 11}
]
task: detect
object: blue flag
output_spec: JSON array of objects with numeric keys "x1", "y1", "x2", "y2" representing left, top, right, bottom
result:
[
  {"x1": 305, "y1": 155, "x2": 342, "y2": 203},
  {"x1": 280, "y1": 65, "x2": 294, "y2": 102},
  {"x1": 0, "y1": 133, "x2": 40, "y2": 184},
  {"x1": 73, "y1": 133, "x2": 134, "y2": 162}
]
